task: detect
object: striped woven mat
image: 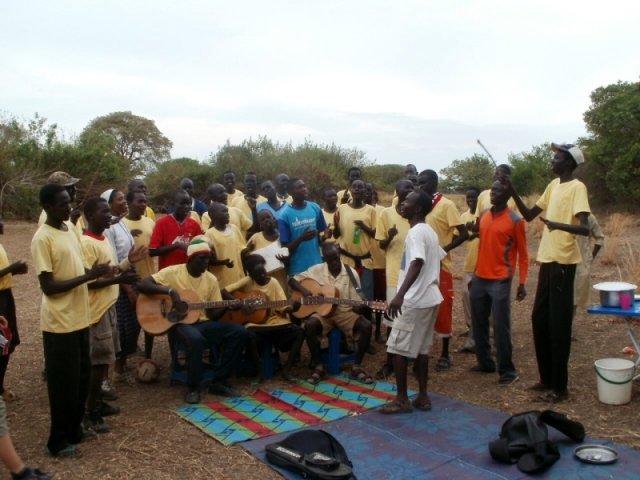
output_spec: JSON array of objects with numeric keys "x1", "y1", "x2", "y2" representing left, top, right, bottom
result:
[{"x1": 175, "y1": 375, "x2": 406, "y2": 445}]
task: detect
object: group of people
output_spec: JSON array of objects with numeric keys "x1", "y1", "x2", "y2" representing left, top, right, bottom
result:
[{"x1": 0, "y1": 141, "x2": 602, "y2": 475}]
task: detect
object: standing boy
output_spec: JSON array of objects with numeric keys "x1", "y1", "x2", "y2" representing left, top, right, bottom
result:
[
  {"x1": 31, "y1": 184, "x2": 111, "y2": 456},
  {"x1": 382, "y1": 190, "x2": 444, "y2": 414},
  {"x1": 470, "y1": 181, "x2": 528, "y2": 385},
  {"x1": 506, "y1": 143, "x2": 590, "y2": 403}
]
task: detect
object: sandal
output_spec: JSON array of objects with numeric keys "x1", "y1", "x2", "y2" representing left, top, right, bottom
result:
[
  {"x1": 411, "y1": 396, "x2": 432, "y2": 412},
  {"x1": 350, "y1": 366, "x2": 374, "y2": 384},
  {"x1": 306, "y1": 367, "x2": 327, "y2": 385},
  {"x1": 2, "y1": 389, "x2": 18, "y2": 402},
  {"x1": 435, "y1": 356, "x2": 452, "y2": 372},
  {"x1": 375, "y1": 363, "x2": 394, "y2": 380},
  {"x1": 379, "y1": 399, "x2": 413, "y2": 414}
]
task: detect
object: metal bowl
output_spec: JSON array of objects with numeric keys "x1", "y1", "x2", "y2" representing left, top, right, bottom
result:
[{"x1": 593, "y1": 282, "x2": 637, "y2": 308}]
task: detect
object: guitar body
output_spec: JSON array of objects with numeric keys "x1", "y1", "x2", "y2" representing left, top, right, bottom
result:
[
  {"x1": 291, "y1": 279, "x2": 339, "y2": 319},
  {"x1": 223, "y1": 290, "x2": 269, "y2": 325},
  {"x1": 137, "y1": 289, "x2": 202, "y2": 335}
]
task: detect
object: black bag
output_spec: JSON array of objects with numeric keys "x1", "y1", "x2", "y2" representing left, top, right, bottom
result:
[
  {"x1": 266, "y1": 429, "x2": 356, "y2": 479},
  {"x1": 489, "y1": 410, "x2": 585, "y2": 474}
]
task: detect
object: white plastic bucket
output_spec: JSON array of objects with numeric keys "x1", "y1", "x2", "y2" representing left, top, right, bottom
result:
[{"x1": 594, "y1": 358, "x2": 635, "y2": 405}]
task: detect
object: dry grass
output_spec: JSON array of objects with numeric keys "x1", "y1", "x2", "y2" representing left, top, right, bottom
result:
[{"x1": 604, "y1": 213, "x2": 635, "y2": 237}]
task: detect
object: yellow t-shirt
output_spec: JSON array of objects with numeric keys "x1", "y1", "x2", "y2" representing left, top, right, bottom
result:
[
  {"x1": 535, "y1": 178, "x2": 590, "y2": 264},
  {"x1": 227, "y1": 189, "x2": 244, "y2": 204},
  {"x1": 204, "y1": 224, "x2": 246, "y2": 288},
  {"x1": 123, "y1": 216, "x2": 157, "y2": 279},
  {"x1": 31, "y1": 224, "x2": 90, "y2": 333},
  {"x1": 336, "y1": 189, "x2": 348, "y2": 205},
  {"x1": 375, "y1": 206, "x2": 411, "y2": 287},
  {"x1": 144, "y1": 206, "x2": 156, "y2": 221},
  {"x1": 295, "y1": 263, "x2": 361, "y2": 315},
  {"x1": 370, "y1": 205, "x2": 386, "y2": 269},
  {"x1": 38, "y1": 210, "x2": 84, "y2": 240},
  {"x1": 201, "y1": 205, "x2": 252, "y2": 236},
  {"x1": 426, "y1": 196, "x2": 463, "y2": 273},
  {"x1": 336, "y1": 203, "x2": 377, "y2": 269},
  {"x1": 81, "y1": 234, "x2": 119, "y2": 325},
  {"x1": 247, "y1": 232, "x2": 288, "y2": 293},
  {"x1": 230, "y1": 195, "x2": 267, "y2": 221},
  {"x1": 475, "y1": 190, "x2": 517, "y2": 217},
  {"x1": 225, "y1": 276, "x2": 291, "y2": 328},
  {"x1": 188, "y1": 210, "x2": 202, "y2": 228},
  {"x1": 152, "y1": 264, "x2": 222, "y2": 321},
  {"x1": 322, "y1": 209, "x2": 337, "y2": 244},
  {"x1": 0, "y1": 244, "x2": 13, "y2": 291},
  {"x1": 460, "y1": 210, "x2": 480, "y2": 273}
]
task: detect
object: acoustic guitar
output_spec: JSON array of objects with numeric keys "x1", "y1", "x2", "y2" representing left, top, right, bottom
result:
[
  {"x1": 137, "y1": 289, "x2": 241, "y2": 335},
  {"x1": 290, "y1": 278, "x2": 387, "y2": 319},
  {"x1": 223, "y1": 290, "x2": 326, "y2": 325}
]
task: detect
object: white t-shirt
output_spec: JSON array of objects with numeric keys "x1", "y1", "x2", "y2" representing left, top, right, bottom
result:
[{"x1": 397, "y1": 223, "x2": 445, "y2": 309}]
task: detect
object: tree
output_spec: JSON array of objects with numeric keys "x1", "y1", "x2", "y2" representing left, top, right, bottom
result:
[
  {"x1": 508, "y1": 143, "x2": 555, "y2": 196},
  {"x1": 439, "y1": 154, "x2": 494, "y2": 192},
  {"x1": 581, "y1": 80, "x2": 640, "y2": 204},
  {"x1": 80, "y1": 111, "x2": 172, "y2": 175}
]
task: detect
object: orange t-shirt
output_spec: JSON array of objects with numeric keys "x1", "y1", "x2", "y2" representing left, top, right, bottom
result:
[{"x1": 475, "y1": 208, "x2": 528, "y2": 285}]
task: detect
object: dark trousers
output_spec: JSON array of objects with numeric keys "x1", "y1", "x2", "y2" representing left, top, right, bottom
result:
[
  {"x1": 43, "y1": 328, "x2": 91, "y2": 455},
  {"x1": 175, "y1": 321, "x2": 248, "y2": 390},
  {"x1": 470, "y1": 276, "x2": 516, "y2": 378},
  {"x1": 532, "y1": 262, "x2": 576, "y2": 392}
]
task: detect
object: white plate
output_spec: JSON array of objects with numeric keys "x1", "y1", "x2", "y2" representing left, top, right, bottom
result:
[
  {"x1": 574, "y1": 445, "x2": 618, "y2": 464},
  {"x1": 593, "y1": 282, "x2": 637, "y2": 291}
]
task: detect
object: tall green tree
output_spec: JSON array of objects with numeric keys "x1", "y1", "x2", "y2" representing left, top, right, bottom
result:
[
  {"x1": 80, "y1": 111, "x2": 173, "y2": 175},
  {"x1": 581, "y1": 80, "x2": 640, "y2": 204},
  {"x1": 508, "y1": 143, "x2": 555, "y2": 196},
  {"x1": 439, "y1": 154, "x2": 494, "y2": 192}
]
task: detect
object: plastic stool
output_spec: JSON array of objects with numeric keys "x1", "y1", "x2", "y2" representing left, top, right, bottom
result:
[
  {"x1": 170, "y1": 338, "x2": 217, "y2": 387},
  {"x1": 259, "y1": 340, "x2": 281, "y2": 380},
  {"x1": 320, "y1": 329, "x2": 357, "y2": 375}
]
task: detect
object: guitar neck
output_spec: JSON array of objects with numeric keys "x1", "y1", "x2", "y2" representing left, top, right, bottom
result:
[
  {"x1": 325, "y1": 298, "x2": 384, "y2": 309},
  {"x1": 188, "y1": 300, "x2": 241, "y2": 310}
]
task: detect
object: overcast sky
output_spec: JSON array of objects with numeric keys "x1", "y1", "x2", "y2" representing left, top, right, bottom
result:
[{"x1": 1, "y1": 1, "x2": 638, "y2": 173}]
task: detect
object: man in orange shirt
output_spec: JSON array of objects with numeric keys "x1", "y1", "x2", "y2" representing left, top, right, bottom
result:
[{"x1": 470, "y1": 181, "x2": 528, "y2": 385}]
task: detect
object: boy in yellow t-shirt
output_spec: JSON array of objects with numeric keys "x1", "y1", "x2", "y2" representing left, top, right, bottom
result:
[
  {"x1": 0, "y1": 219, "x2": 28, "y2": 402},
  {"x1": 31, "y1": 184, "x2": 112, "y2": 457},
  {"x1": 138, "y1": 240, "x2": 248, "y2": 404},
  {"x1": 223, "y1": 254, "x2": 304, "y2": 382},
  {"x1": 506, "y1": 143, "x2": 590, "y2": 403},
  {"x1": 205, "y1": 203, "x2": 247, "y2": 289},
  {"x1": 418, "y1": 170, "x2": 468, "y2": 372},
  {"x1": 81, "y1": 197, "x2": 142, "y2": 433}
]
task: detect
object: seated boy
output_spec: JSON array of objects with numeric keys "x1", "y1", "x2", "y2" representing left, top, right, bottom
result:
[{"x1": 223, "y1": 254, "x2": 304, "y2": 381}]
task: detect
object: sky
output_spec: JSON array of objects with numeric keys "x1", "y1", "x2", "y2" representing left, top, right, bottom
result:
[{"x1": 1, "y1": 0, "x2": 638, "y2": 173}]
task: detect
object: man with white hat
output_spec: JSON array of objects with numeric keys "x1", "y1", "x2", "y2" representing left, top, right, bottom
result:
[
  {"x1": 505, "y1": 143, "x2": 590, "y2": 403},
  {"x1": 137, "y1": 239, "x2": 248, "y2": 404}
]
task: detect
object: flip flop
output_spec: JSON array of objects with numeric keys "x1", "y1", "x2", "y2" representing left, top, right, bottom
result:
[
  {"x1": 350, "y1": 366, "x2": 374, "y2": 384},
  {"x1": 411, "y1": 397, "x2": 432, "y2": 412},
  {"x1": 306, "y1": 368, "x2": 327, "y2": 385},
  {"x1": 379, "y1": 399, "x2": 413, "y2": 414},
  {"x1": 435, "y1": 356, "x2": 452, "y2": 372}
]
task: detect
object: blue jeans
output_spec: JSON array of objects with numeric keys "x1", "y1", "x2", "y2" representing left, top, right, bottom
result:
[
  {"x1": 175, "y1": 321, "x2": 248, "y2": 390},
  {"x1": 470, "y1": 276, "x2": 516, "y2": 379}
]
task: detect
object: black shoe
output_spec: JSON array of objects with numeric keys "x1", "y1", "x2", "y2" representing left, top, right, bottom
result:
[
  {"x1": 84, "y1": 413, "x2": 110, "y2": 434},
  {"x1": 534, "y1": 389, "x2": 569, "y2": 403},
  {"x1": 69, "y1": 423, "x2": 98, "y2": 444},
  {"x1": 498, "y1": 375, "x2": 520, "y2": 386},
  {"x1": 11, "y1": 467, "x2": 56, "y2": 480},
  {"x1": 185, "y1": 390, "x2": 201, "y2": 404},
  {"x1": 470, "y1": 364, "x2": 496, "y2": 373},
  {"x1": 457, "y1": 346, "x2": 475, "y2": 354},
  {"x1": 98, "y1": 401, "x2": 121, "y2": 417},
  {"x1": 208, "y1": 382, "x2": 239, "y2": 397}
]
